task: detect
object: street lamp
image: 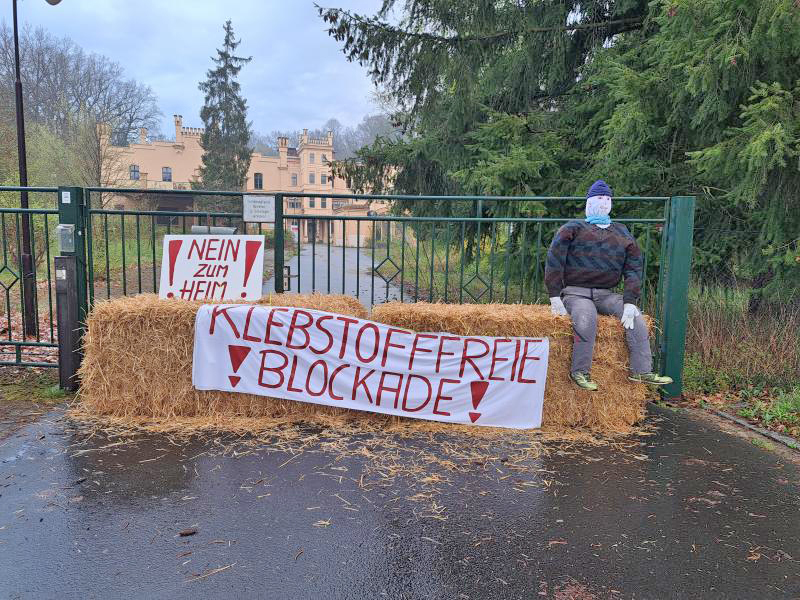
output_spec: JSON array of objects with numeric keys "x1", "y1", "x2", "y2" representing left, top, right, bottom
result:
[{"x1": 12, "y1": 0, "x2": 62, "y2": 336}]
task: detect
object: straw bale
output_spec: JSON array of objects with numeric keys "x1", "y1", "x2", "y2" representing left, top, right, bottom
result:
[
  {"x1": 371, "y1": 302, "x2": 647, "y2": 432},
  {"x1": 77, "y1": 293, "x2": 367, "y2": 422},
  {"x1": 78, "y1": 294, "x2": 647, "y2": 433}
]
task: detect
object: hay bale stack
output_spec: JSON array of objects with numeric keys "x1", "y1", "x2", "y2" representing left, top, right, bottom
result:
[
  {"x1": 77, "y1": 293, "x2": 367, "y2": 421},
  {"x1": 371, "y1": 302, "x2": 647, "y2": 431}
]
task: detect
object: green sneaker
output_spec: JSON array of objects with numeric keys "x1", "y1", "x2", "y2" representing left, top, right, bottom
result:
[
  {"x1": 628, "y1": 373, "x2": 674, "y2": 385},
  {"x1": 570, "y1": 372, "x2": 599, "y2": 392}
]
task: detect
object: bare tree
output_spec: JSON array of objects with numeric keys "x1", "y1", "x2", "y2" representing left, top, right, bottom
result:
[{"x1": 0, "y1": 24, "x2": 160, "y2": 190}]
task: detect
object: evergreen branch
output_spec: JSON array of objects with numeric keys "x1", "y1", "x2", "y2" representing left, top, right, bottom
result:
[{"x1": 317, "y1": 5, "x2": 642, "y2": 45}]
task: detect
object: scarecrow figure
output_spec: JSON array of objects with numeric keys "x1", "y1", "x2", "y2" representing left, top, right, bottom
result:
[{"x1": 544, "y1": 180, "x2": 673, "y2": 391}]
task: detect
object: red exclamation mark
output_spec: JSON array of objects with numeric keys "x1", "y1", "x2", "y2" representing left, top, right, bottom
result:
[
  {"x1": 166, "y1": 239, "x2": 183, "y2": 298},
  {"x1": 240, "y1": 240, "x2": 261, "y2": 298},
  {"x1": 227, "y1": 345, "x2": 251, "y2": 388},
  {"x1": 468, "y1": 380, "x2": 489, "y2": 423}
]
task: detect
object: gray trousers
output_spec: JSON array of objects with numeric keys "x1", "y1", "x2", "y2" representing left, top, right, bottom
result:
[{"x1": 561, "y1": 286, "x2": 652, "y2": 375}]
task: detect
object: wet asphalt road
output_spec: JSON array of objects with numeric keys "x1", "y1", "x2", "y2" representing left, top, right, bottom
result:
[
  {"x1": 264, "y1": 245, "x2": 404, "y2": 307},
  {"x1": 1, "y1": 406, "x2": 799, "y2": 600}
]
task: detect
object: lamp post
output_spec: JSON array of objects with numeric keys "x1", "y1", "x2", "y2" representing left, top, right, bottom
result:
[{"x1": 12, "y1": 0, "x2": 62, "y2": 336}]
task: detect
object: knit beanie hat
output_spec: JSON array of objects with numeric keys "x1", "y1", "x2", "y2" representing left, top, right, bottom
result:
[{"x1": 586, "y1": 179, "x2": 612, "y2": 199}]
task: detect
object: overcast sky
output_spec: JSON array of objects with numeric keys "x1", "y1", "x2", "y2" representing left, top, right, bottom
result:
[{"x1": 9, "y1": 0, "x2": 383, "y2": 135}]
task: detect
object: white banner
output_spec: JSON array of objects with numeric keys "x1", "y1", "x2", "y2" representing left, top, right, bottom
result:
[
  {"x1": 159, "y1": 235, "x2": 264, "y2": 301},
  {"x1": 192, "y1": 305, "x2": 549, "y2": 429}
]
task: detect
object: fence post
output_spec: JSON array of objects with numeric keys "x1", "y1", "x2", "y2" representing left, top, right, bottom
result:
[
  {"x1": 660, "y1": 195, "x2": 695, "y2": 399},
  {"x1": 56, "y1": 186, "x2": 88, "y2": 325},
  {"x1": 55, "y1": 256, "x2": 81, "y2": 390},
  {"x1": 274, "y1": 193, "x2": 284, "y2": 293}
]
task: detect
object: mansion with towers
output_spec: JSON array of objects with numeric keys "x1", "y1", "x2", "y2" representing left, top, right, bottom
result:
[{"x1": 100, "y1": 115, "x2": 387, "y2": 245}]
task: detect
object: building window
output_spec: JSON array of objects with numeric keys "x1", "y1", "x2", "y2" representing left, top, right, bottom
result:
[
  {"x1": 254, "y1": 172, "x2": 263, "y2": 189},
  {"x1": 321, "y1": 154, "x2": 328, "y2": 163},
  {"x1": 162, "y1": 167, "x2": 172, "y2": 182},
  {"x1": 321, "y1": 197, "x2": 327, "y2": 208},
  {"x1": 129, "y1": 164, "x2": 140, "y2": 180},
  {"x1": 291, "y1": 173, "x2": 298, "y2": 186},
  {"x1": 321, "y1": 174, "x2": 327, "y2": 185},
  {"x1": 309, "y1": 173, "x2": 315, "y2": 184},
  {"x1": 310, "y1": 153, "x2": 315, "y2": 164},
  {"x1": 309, "y1": 198, "x2": 315, "y2": 208}
]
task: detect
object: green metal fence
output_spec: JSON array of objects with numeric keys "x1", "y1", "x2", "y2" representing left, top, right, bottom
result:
[
  {"x1": 0, "y1": 187, "x2": 60, "y2": 367},
  {"x1": 0, "y1": 185, "x2": 695, "y2": 396}
]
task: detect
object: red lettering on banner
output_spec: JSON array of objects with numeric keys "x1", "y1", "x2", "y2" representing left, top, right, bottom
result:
[
  {"x1": 376, "y1": 372, "x2": 403, "y2": 408},
  {"x1": 209, "y1": 305, "x2": 240, "y2": 338},
  {"x1": 286, "y1": 356, "x2": 304, "y2": 392},
  {"x1": 352, "y1": 367, "x2": 375, "y2": 404},
  {"x1": 193, "y1": 264, "x2": 207, "y2": 278},
  {"x1": 206, "y1": 238, "x2": 219, "y2": 259},
  {"x1": 402, "y1": 374, "x2": 432, "y2": 412},
  {"x1": 355, "y1": 323, "x2": 380, "y2": 363},
  {"x1": 305, "y1": 360, "x2": 329, "y2": 397},
  {"x1": 518, "y1": 339, "x2": 542, "y2": 384},
  {"x1": 286, "y1": 310, "x2": 313, "y2": 350},
  {"x1": 264, "y1": 307, "x2": 288, "y2": 345},
  {"x1": 224, "y1": 239, "x2": 240, "y2": 261},
  {"x1": 381, "y1": 328, "x2": 409, "y2": 367},
  {"x1": 408, "y1": 333, "x2": 436, "y2": 370},
  {"x1": 459, "y1": 338, "x2": 490, "y2": 378},
  {"x1": 436, "y1": 336, "x2": 460, "y2": 373},
  {"x1": 433, "y1": 378, "x2": 459, "y2": 416},
  {"x1": 242, "y1": 307, "x2": 261, "y2": 342},
  {"x1": 194, "y1": 280, "x2": 209, "y2": 300},
  {"x1": 327, "y1": 364, "x2": 349, "y2": 401},
  {"x1": 489, "y1": 338, "x2": 512, "y2": 381},
  {"x1": 311, "y1": 315, "x2": 335, "y2": 355},
  {"x1": 257, "y1": 349, "x2": 288, "y2": 388},
  {"x1": 188, "y1": 238, "x2": 206, "y2": 260},
  {"x1": 510, "y1": 339, "x2": 521, "y2": 381},
  {"x1": 336, "y1": 317, "x2": 360, "y2": 359}
]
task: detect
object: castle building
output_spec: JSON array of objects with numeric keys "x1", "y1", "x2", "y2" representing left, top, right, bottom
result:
[{"x1": 100, "y1": 115, "x2": 386, "y2": 245}]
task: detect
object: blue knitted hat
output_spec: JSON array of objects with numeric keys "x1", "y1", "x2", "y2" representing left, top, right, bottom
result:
[{"x1": 586, "y1": 179, "x2": 612, "y2": 199}]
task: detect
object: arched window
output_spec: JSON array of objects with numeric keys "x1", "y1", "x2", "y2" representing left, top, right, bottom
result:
[
  {"x1": 309, "y1": 153, "x2": 315, "y2": 164},
  {"x1": 162, "y1": 167, "x2": 172, "y2": 182},
  {"x1": 253, "y1": 173, "x2": 263, "y2": 189},
  {"x1": 309, "y1": 173, "x2": 315, "y2": 184}
]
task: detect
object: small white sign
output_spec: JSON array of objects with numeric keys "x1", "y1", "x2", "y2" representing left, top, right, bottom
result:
[
  {"x1": 159, "y1": 235, "x2": 265, "y2": 301},
  {"x1": 61, "y1": 191, "x2": 71, "y2": 204},
  {"x1": 56, "y1": 269, "x2": 67, "y2": 281},
  {"x1": 243, "y1": 195, "x2": 275, "y2": 222}
]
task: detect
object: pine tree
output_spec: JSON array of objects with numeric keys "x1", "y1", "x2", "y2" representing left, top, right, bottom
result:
[
  {"x1": 197, "y1": 20, "x2": 252, "y2": 200},
  {"x1": 321, "y1": 0, "x2": 800, "y2": 305}
]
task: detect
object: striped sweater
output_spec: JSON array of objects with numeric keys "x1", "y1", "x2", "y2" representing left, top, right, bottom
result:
[{"x1": 544, "y1": 221, "x2": 643, "y2": 305}]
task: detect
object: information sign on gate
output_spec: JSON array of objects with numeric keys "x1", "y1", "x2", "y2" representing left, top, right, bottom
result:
[{"x1": 243, "y1": 195, "x2": 275, "y2": 223}]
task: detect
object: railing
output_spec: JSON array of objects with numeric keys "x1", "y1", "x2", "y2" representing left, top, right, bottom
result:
[
  {"x1": 0, "y1": 185, "x2": 695, "y2": 396},
  {"x1": 0, "y1": 187, "x2": 60, "y2": 367}
]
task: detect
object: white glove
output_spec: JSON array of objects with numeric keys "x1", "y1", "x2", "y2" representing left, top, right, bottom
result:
[
  {"x1": 550, "y1": 297, "x2": 568, "y2": 316},
  {"x1": 621, "y1": 303, "x2": 640, "y2": 329}
]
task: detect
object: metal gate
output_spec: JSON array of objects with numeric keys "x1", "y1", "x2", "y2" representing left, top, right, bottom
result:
[{"x1": 0, "y1": 185, "x2": 695, "y2": 397}]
